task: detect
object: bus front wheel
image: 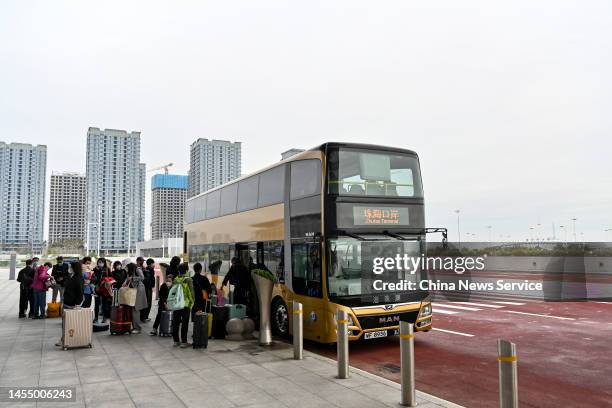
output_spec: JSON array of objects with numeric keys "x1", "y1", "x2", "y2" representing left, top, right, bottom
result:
[{"x1": 272, "y1": 298, "x2": 289, "y2": 337}]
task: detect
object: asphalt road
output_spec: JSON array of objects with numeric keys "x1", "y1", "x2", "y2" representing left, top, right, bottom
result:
[{"x1": 308, "y1": 298, "x2": 612, "y2": 407}]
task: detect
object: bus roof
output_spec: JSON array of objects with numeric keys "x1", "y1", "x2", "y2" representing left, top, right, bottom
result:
[{"x1": 187, "y1": 142, "x2": 419, "y2": 202}]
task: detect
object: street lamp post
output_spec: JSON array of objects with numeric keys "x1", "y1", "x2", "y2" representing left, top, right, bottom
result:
[
  {"x1": 487, "y1": 225, "x2": 492, "y2": 242},
  {"x1": 571, "y1": 218, "x2": 577, "y2": 242},
  {"x1": 455, "y1": 210, "x2": 461, "y2": 246}
]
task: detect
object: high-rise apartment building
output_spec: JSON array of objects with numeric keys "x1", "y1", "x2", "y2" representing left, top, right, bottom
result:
[
  {"x1": 48, "y1": 172, "x2": 86, "y2": 246},
  {"x1": 151, "y1": 174, "x2": 188, "y2": 240},
  {"x1": 0, "y1": 142, "x2": 47, "y2": 252},
  {"x1": 189, "y1": 139, "x2": 241, "y2": 198},
  {"x1": 85, "y1": 128, "x2": 145, "y2": 254}
]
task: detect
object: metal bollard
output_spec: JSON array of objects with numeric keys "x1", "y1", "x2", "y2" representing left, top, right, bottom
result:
[
  {"x1": 336, "y1": 309, "x2": 349, "y2": 379},
  {"x1": 9, "y1": 253, "x2": 17, "y2": 280},
  {"x1": 293, "y1": 301, "x2": 303, "y2": 360},
  {"x1": 400, "y1": 322, "x2": 416, "y2": 406},
  {"x1": 497, "y1": 339, "x2": 518, "y2": 408}
]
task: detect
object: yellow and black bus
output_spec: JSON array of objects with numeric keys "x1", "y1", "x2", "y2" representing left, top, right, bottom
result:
[{"x1": 184, "y1": 142, "x2": 434, "y2": 343}]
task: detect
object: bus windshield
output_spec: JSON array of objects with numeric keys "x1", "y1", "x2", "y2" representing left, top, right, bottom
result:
[
  {"x1": 327, "y1": 236, "x2": 422, "y2": 297},
  {"x1": 328, "y1": 148, "x2": 423, "y2": 197}
]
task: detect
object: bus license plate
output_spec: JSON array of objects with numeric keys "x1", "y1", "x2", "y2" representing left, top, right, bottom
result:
[{"x1": 364, "y1": 330, "x2": 388, "y2": 340}]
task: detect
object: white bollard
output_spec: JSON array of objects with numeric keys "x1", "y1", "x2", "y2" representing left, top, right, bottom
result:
[
  {"x1": 336, "y1": 309, "x2": 349, "y2": 379},
  {"x1": 400, "y1": 322, "x2": 416, "y2": 406},
  {"x1": 293, "y1": 301, "x2": 303, "y2": 360},
  {"x1": 498, "y1": 339, "x2": 518, "y2": 408}
]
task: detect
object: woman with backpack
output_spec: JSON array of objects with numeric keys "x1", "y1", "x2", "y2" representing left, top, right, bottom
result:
[{"x1": 169, "y1": 262, "x2": 195, "y2": 348}]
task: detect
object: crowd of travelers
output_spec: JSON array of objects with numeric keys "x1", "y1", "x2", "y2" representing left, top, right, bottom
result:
[{"x1": 16, "y1": 254, "x2": 253, "y2": 348}]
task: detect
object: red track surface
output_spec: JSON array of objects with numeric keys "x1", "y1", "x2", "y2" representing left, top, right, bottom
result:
[{"x1": 308, "y1": 300, "x2": 612, "y2": 407}]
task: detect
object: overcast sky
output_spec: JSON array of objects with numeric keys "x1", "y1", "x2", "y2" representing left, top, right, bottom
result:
[{"x1": 1, "y1": 0, "x2": 611, "y2": 242}]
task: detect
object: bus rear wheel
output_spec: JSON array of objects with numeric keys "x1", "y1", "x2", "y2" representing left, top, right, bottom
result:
[{"x1": 272, "y1": 298, "x2": 289, "y2": 337}]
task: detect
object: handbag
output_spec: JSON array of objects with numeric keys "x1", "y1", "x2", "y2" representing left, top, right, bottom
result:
[{"x1": 119, "y1": 285, "x2": 137, "y2": 307}]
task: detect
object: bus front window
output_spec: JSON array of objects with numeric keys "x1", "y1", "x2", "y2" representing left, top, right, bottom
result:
[
  {"x1": 328, "y1": 237, "x2": 422, "y2": 298},
  {"x1": 328, "y1": 148, "x2": 423, "y2": 197}
]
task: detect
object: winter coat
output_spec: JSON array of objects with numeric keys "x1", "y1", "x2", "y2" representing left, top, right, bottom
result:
[
  {"x1": 17, "y1": 266, "x2": 35, "y2": 290},
  {"x1": 63, "y1": 272, "x2": 84, "y2": 307},
  {"x1": 126, "y1": 275, "x2": 148, "y2": 311},
  {"x1": 31, "y1": 266, "x2": 49, "y2": 291},
  {"x1": 51, "y1": 263, "x2": 67, "y2": 287}
]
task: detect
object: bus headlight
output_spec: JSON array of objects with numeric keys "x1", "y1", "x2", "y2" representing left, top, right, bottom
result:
[{"x1": 419, "y1": 303, "x2": 432, "y2": 317}]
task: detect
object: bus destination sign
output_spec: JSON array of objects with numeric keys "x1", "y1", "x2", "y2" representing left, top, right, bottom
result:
[{"x1": 353, "y1": 206, "x2": 409, "y2": 226}]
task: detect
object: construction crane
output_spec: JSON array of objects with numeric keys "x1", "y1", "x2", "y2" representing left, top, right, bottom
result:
[{"x1": 147, "y1": 162, "x2": 174, "y2": 174}]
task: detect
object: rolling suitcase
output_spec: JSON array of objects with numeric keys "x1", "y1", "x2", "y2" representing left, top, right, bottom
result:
[
  {"x1": 159, "y1": 310, "x2": 173, "y2": 337},
  {"x1": 192, "y1": 313, "x2": 209, "y2": 349},
  {"x1": 212, "y1": 305, "x2": 229, "y2": 339},
  {"x1": 110, "y1": 305, "x2": 132, "y2": 335},
  {"x1": 225, "y1": 304, "x2": 247, "y2": 320},
  {"x1": 62, "y1": 307, "x2": 93, "y2": 350}
]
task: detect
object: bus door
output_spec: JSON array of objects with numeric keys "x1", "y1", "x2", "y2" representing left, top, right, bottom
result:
[{"x1": 291, "y1": 238, "x2": 325, "y2": 340}]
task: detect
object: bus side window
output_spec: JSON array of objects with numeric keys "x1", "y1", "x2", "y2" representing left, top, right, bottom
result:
[{"x1": 292, "y1": 242, "x2": 322, "y2": 298}]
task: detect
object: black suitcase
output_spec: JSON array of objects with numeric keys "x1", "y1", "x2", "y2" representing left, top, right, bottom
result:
[
  {"x1": 93, "y1": 322, "x2": 109, "y2": 332},
  {"x1": 192, "y1": 313, "x2": 209, "y2": 349},
  {"x1": 159, "y1": 310, "x2": 173, "y2": 337},
  {"x1": 212, "y1": 305, "x2": 229, "y2": 339}
]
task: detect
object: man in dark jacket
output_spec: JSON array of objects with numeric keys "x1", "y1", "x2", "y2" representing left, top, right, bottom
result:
[
  {"x1": 16, "y1": 259, "x2": 35, "y2": 318},
  {"x1": 51, "y1": 256, "x2": 67, "y2": 303},
  {"x1": 222, "y1": 257, "x2": 251, "y2": 305},
  {"x1": 140, "y1": 258, "x2": 155, "y2": 322},
  {"x1": 192, "y1": 262, "x2": 211, "y2": 319}
]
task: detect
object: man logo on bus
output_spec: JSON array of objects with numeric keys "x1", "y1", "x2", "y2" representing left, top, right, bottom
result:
[{"x1": 379, "y1": 316, "x2": 400, "y2": 324}]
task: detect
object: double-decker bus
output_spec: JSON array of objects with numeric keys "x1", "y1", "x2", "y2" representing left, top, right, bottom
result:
[{"x1": 184, "y1": 143, "x2": 434, "y2": 343}]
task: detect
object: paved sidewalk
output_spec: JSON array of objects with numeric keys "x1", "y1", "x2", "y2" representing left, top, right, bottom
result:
[{"x1": 0, "y1": 275, "x2": 462, "y2": 408}]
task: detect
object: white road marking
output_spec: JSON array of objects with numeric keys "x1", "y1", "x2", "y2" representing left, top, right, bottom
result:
[
  {"x1": 454, "y1": 302, "x2": 504, "y2": 308},
  {"x1": 433, "y1": 304, "x2": 482, "y2": 311},
  {"x1": 431, "y1": 307, "x2": 459, "y2": 315},
  {"x1": 493, "y1": 301, "x2": 526, "y2": 306},
  {"x1": 505, "y1": 310, "x2": 575, "y2": 320},
  {"x1": 432, "y1": 328, "x2": 475, "y2": 337}
]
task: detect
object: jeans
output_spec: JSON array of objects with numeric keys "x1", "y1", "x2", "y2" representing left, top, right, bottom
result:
[
  {"x1": 34, "y1": 289, "x2": 46, "y2": 317},
  {"x1": 19, "y1": 287, "x2": 30, "y2": 317},
  {"x1": 51, "y1": 285, "x2": 64, "y2": 303},
  {"x1": 172, "y1": 308, "x2": 190, "y2": 343},
  {"x1": 101, "y1": 297, "x2": 111, "y2": 319},
  {"x1": 153, "y1": 304, "x2": 163, "y2": 330},
  {"x1": 28, "y1": 289, "x2": 36, "y2": 317},
  {"x1": 82, "y1": 294, "x2": 92, "y2": 308}
]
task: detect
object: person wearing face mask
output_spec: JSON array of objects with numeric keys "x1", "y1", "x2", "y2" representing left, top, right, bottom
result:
[
  {"x1": 56, "y1": 262, "x2": 84, "y2": 347},
  {"x1": 92, "y1": 258, "x2": 109, "y2": 323},
  {"x1": 150, "y1": 274, "x2": 173, "y2": 336},
  {"x1": 112, "y1": 261, "x2": 126, "y2": 289}
]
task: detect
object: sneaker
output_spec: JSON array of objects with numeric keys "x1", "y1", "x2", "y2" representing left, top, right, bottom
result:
[
  {"x1": 131, "y1": 329, "x2": 141, "y2": 334},
  {"x1": 55, "y1": 342, "x2": 62, "y2": 347},
  {"x1": 173, "y1": 342, "x2": 181, "y2": 347},
  {"x1": 180, "y1": 342, "x2": 191, "y2": 348},
  {"x1": 93, "y1": 319, "x2": 99, "y2": 324},
  {"x1": 145, "y1": 318, "x2": 151, "y2": 322},
  {"x1": 149, "y1": 330, "x2": 157, "y2": 336}
]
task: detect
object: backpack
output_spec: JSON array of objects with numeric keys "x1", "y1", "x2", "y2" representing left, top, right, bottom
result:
[
  {"x1": 167, "y1": 280, "x2": 185, "y2": 310},
  {"x1": 168, "y1": 276, "x2": 194, "y2": 310}
]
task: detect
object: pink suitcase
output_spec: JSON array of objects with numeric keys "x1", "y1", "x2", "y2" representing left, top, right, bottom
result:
[{"x1": 62, "y1": 306, "x2": 93, "y2": 350}]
